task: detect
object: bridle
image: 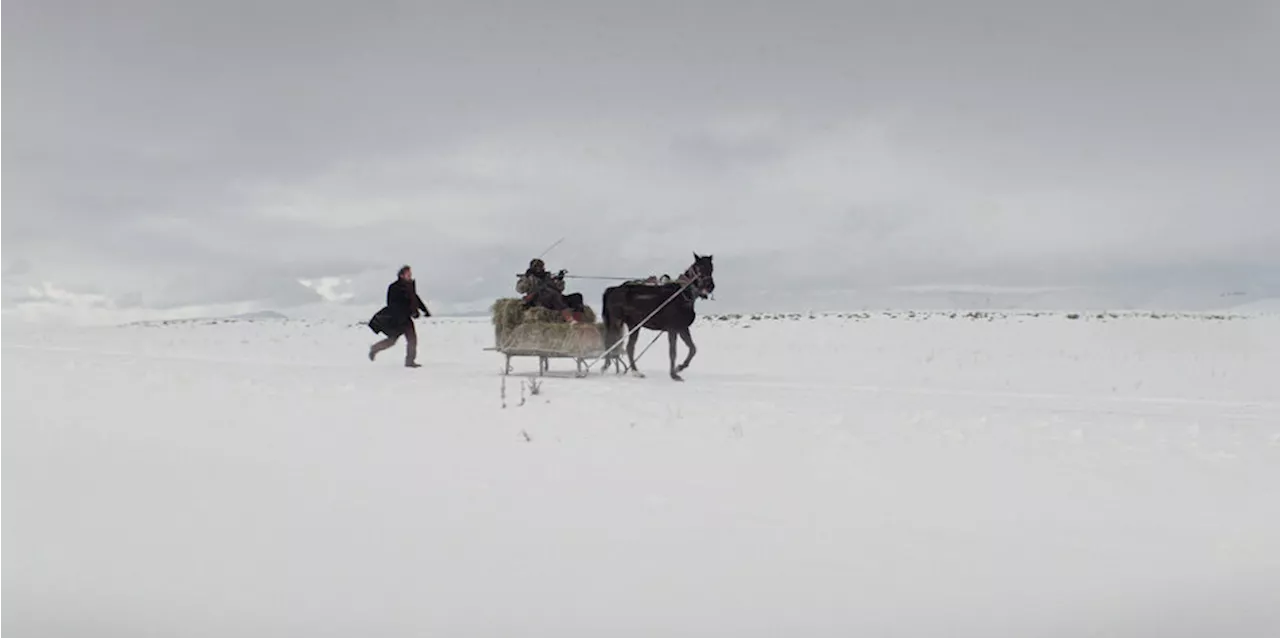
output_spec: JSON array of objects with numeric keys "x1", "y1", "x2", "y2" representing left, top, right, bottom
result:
[{"x1": 677, "y1": 262, "x2": 715, "y2": 300}]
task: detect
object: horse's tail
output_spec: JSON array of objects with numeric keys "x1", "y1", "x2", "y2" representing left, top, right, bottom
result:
[{"x1": 602, "y1": 287, "x2": 619, "y2": 351}]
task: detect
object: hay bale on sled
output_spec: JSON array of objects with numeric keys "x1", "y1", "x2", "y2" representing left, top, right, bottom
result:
[
  {"x1": 490, "y1": 298, "x2": 598, "y2": 330},
  {"x1": 489, "y1": 298, "x2": 604, "y2": 356},
  {"x1": 501, "y1": 322, "x2": 606, "y2": 357}
]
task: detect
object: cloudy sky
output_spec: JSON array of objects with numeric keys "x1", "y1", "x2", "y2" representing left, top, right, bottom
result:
[{"x1": 5, "y1": 0, "x2": 1279, "y2": 321}]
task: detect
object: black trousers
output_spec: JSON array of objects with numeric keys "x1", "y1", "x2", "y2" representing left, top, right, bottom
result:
[{"x1": 531, "y1": 289, "x2": 585, "y2": 313}]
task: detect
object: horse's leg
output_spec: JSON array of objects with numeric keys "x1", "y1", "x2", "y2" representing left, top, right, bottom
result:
[
  {"x1": 626, "y1": 328, "x2": 644, "y2": 377},
  {"x1": 668, "y1": 330, "x2": 684, "y2": 381},
  {"x1": 677, "y1": 326, "x2": 697, "y2": 372},
  {"x1": 605, "y1": 311, "x2": 627, "y2": 375}
]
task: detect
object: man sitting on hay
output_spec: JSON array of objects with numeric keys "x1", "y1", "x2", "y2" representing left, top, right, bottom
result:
[
  {"x1": 491, "y1": 267, "x2": 605, "y2": 372},
  {"x1": 517, "y1": 258, "x2": 588, "y2": 323}
]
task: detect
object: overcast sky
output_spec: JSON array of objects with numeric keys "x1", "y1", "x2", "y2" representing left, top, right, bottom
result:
[{"x1": 5, "y1": 0, "x2": 1279, "y2": 321}]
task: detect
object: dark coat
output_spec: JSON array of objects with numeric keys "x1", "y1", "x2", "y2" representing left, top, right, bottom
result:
[{"x1": 368, "y1": 278, "x2": 430, "y2": 336}]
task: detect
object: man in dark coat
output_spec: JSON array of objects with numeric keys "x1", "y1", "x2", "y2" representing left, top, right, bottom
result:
[{"x1": 368, "y1": 265, "x2": 431, "y2": 367}]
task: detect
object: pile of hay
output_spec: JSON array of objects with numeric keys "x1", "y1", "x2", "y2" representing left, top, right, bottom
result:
[
  {"x1": 490, "y1": 298, "x2": 604, "y2": 355},
  {"x1": 490, "y1": 298, "x2": 598, "y2": 329},
  {"x1": 499, "y1": 322, "x2": 606, "y2": 356}
]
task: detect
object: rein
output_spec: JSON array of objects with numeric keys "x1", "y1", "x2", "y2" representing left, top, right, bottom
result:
[
  {"x1": 562, "y1": 275, "x2": 645, "y2": 281},
  {"x1": 542, "y1": 261, "x2": 713, "y2": 301}
]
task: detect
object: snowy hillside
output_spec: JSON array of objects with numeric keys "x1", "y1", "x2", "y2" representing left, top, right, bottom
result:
[{"x1": 4, "y1": 312, "x2": 1279, "y2": 636}]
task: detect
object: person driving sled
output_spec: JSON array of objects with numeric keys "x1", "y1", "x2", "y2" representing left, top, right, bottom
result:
[{"x1": 517, "y1": 258, "x2": 587, "y2": 323}]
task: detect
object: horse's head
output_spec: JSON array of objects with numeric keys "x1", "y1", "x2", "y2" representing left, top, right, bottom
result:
[{"x1": 686, "y1": 252, "x2": 716, "y2": 299}]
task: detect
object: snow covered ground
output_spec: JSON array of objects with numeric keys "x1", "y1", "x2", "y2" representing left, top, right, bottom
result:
[{"x1": 4, "y1": 311, "x2": 1279, "y2": 636}]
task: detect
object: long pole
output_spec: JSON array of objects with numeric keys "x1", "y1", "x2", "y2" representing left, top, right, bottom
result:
[
  {"x1": 537, "y1": 237, "x2": 565, "y2": 260},
  {"x1": 632, "y1": 331, "x2": 663, "y2": 364}
]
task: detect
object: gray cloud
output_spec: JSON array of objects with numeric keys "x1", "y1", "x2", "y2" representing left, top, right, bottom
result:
[
  {"x1": 4, "y1": 0, "x2": 1279, "y2": 319},
  {"x1": 3, "y1": 258, "x2": 34, "y2": 278}
]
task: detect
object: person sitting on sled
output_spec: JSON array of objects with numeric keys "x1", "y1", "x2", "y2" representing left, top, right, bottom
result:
[{"x1": 517, "y1": 258, "x2": 587, "y2": 323}]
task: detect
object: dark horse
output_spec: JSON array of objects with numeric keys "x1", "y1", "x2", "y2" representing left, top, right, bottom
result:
[{"x1": 601, "y1": 253, "x2": 715, "y2": 381}]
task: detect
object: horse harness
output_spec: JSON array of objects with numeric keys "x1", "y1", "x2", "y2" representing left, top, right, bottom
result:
[{"x1": 676, "y1": 263, "x2": 712, "y2": 300}]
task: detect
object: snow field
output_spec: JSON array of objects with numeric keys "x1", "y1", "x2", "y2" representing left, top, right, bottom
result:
[{"x1": 3, "y1": 312, "x2": 1279, "y2": 636}]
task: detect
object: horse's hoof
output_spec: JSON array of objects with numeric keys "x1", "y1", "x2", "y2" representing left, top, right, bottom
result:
[{"x1": 670, "y1": 373, "x2": 684, "y2": 382}]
